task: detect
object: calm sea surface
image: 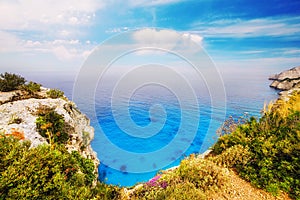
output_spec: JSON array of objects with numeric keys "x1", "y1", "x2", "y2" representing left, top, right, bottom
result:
[{"x1": 23, "y1": 65, "x2": 282, "y2": 186}]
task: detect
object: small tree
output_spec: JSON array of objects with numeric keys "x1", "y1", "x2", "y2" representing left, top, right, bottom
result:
[
  {"x1": 47, "y1": 88, "x2": 64, "y2": 98},
  {"x1": 0, "y1": 72, "x2": 26, "y2": 92},
  {"x1": 21, "y1": 81, "x2": 41, "y2": 94}
]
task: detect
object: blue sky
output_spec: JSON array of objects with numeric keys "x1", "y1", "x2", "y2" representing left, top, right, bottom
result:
[{"x1": 0, "y1": 0, "x2": 300, "y2": 73}]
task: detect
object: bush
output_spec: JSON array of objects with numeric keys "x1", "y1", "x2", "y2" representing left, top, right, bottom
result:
[
  {"x1": 0, "y1": 135, "x2": 99, "y2": 199},
  {"x1": 70, "y1": 151, "x2": 96, "y2": 186},
  {"x1": 21, "y1": 81, "x2": 41, "y2": 94},
  {"x1": 0, "y1": 72, "x2": 26, "y2": 92},
  {"x1": 91, "y1": 182, "x2": 121, "y2": 200},
  {"x1": 131, "y1": 156, "x2": 228, "y2": 199},
  {"x1": 211, "y1": 144, "x2": 251, "y2": 168},
  {"x1": 35, "y1": 106, "x2": 69, "y2": 145},
  {"x1": 47, "y1": 89, "x2": 64, "y2": 98},
  {"x1": 176, "y1": 157, "x2": 228, "y2": 192},
  {"x1": 212, "y1": 92, "x2": 300, "y2": 199},
  {"x1": 0, "y1": 133, "x2": 122, "y2": 199},
  {"x1": 132, "y1": 181, "x2": 206, "y2": 200}
]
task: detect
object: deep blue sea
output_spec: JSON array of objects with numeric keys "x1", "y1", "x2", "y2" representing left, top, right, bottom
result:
[{"x1": 21, "y1": 65, "x2": 284, "y2": 187}]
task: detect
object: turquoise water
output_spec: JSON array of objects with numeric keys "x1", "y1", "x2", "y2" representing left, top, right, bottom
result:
[{"x1": 22, "y1": 66, "x2": 281, "y2": 186}]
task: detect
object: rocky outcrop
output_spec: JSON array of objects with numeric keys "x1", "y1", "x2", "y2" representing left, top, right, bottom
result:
[
  {"x1": 0, "y1": 87, "x2": 99, "y2": 185},
  {"x1": 269, "y1": 66, "x2": 300, "y2": 90}
]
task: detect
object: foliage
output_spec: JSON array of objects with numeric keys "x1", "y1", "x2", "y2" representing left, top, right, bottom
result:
[
  {"x1": 21, "y1": 81, "x2": 41, "y2": 94},
  {"x1": 91, "y1": 182, "x2": 121, "y2": 200},
  {"x1": 36, "y1": 106, "x2": 69, "y2": 145},
  {"x1": 212, "y1": 91, "x2": 300, "y2": 199},
  {"x1": 131, "y1": 156, "x2": 228, "y2": 199},
  {"x1": 0, "y1": 72, "x2": 26, "y2": 92},
  {"x1": 132, "y1": 181, "x2": 206, "y2": 200},
  {"x1": 211, "y1": 144, "x2": 251, "y2": 168},
  {"x1": 0, "y1": 134, "x2": 100, "y2": 199},
  {"x1": 0, "y1": 133, "x2": 121, "y2": 199},
  {"x1": 47, "y1": 88, "x2": 64, "y2": 98},
  {"x1": 70, "y1": 151, "x2": 96, "y2": 185},
  {"x1": 176, "y1": 156, "x2": 228, "y2": 192}
]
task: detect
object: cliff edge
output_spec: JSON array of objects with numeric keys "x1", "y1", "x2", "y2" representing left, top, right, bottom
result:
[
  {"x1": 269, "y1": 66, "x2": 300, "y2": 90},
  {"x1": 0, "y1": 87, "x2": 99, "y2": 184},
  {"x1": 269, "y1": 66, "x2": 300, "y2": 100}
]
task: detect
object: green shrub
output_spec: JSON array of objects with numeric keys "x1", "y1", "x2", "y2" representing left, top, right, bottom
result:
[
  {"x1": 131, "y1": 156, "x2": 228, "y2": 199},
  {"x1": 21, "y1": 81, "x2": 41, "y2": 94},
  {"x1": 176, "y1": 157, "x2": 228, "y2": 192},
  {"x1": 91, "y1": 182, "x2": 121, "y2": 200},
  {"x1": 132, "y1": 181, "x2": 206, "y2": 200},
  {"x1": 70, "y1": 151, "x2": 96, "y2": 186},
  {"x1": 212, "y1": 92, "x2": 300, "y2": 199},
  {"x1": 47, "y1": 89, "x2": 64, "y2": 98},
  {"x1": 0, "y1": 72, "x2": 26, "y2": 92},
  {"x1": 0, "y1": 135, "x2": 96, "y2": 199},
  {"x1": 0, "y1": 134, "x2": 31, "y2": 174},
  {"x1": 0, "y1": 133, "x2": 122, "y2": 199},
  {"x1": 211, "y1": 144, "x2": 251, "y2": 168},
  {"x1": 35, "y1": 106, "x2": 69, "y2": 145}
]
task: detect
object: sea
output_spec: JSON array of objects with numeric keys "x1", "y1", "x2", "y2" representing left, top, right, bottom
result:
[{"x1": 20, "y1": 64, "x2": 284, "y2": 187}]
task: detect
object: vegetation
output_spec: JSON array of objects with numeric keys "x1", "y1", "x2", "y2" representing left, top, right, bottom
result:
[
  {"x1": 0, "y1": 134, "x2": 120, "y2": 199},
  {"x1": 212, "y1": 91, "x2": 300, "y2": 199},
  {"x1": 21, "y1": 81, "x2": 41, "y2": 94},
  {"x1": 0, "y1": 72, "x2": 26, "y2": 92},
  {"x1": 47, "y1": 88, "x2": 64, "y2": 98},
  {"x1": 1, "y1": 72, "x2": 299, "y2": 199},
  {"x1": 131, "y1": 155, "x2": 228, "y2": 199},
  {"x1": 0, "y1": 72, "x2": 66, "y2": 98},
  {"x1": 0, "y1": 73, "x2": 121, "y2": 199},
  {"x1": 35, "y1": 106, "x2": 70, "y2": 145}
]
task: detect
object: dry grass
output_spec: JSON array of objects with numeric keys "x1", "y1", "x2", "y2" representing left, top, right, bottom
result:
[{"x1": 206, "y1": 169, "x2": 291, "y2": 200}]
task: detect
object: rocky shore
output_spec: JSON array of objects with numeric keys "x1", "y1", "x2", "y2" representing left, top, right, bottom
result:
[
  {"x1": 269, "y1": 66, "x2": 300, "y2": 100},
  {"x1": 269, "y1": 66, "x2": 300, "y2": 90}
]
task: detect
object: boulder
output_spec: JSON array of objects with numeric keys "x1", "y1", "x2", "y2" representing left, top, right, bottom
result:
[{"x1": 269, "y1": 66, "x2": 300, "y2": 91}]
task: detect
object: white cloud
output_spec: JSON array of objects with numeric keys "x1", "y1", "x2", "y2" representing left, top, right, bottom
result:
[
  {"x1": 0, "y1": 0, "x2": 103, "y2": 62},
  {"x1": 52, "y1": 46, "x2": 75, "y2": 61},
  {"x1": 0, "y1": 31, "x2": 22, "y2": 52},
  {"x1": 0, "y1": 0, "x2": 105, "y2": 30},
  {"x1": 235, "y1": 48, "x2": 300, "y2": 56},
  {"x1": 192, "y1": 16, "x2": 300, "y2": 38},
  {"x1": 133, "y1": 28, "x2": 180, "y2": 50},
  {"x1": 128, "y1": 0, "x2": 182, "y2": 7},
  {"x1": 182, "y1": 33, "x2": 203, "y2": 44},
  {"x1": 58, "y1": 30, "x2": 72, "y2": 37},
  {"x1": 17, "y1": 39, "x2": 94, "y2": 61},
  {"x1": 283, "y1": 49, "x2": 300, "y2": 55},
  {"x1": 131, "y1": 29, "x2": 204, "y2": 57}
]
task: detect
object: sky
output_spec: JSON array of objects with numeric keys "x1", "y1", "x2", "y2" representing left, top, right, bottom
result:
[{"x1": 0, "y1": 0, "x2": 300, "y2": 74}]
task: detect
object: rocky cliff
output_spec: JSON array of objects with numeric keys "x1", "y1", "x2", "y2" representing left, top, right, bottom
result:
[
  {"x1": 269, "y1": 66, "x2": 300, "y2": 100},
  {"x1": 269, "y1": 66, "x2": 300, "y2": 90},
  {"x1": 0, "y1": 87, "x2": 99, "y2": 184}
]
